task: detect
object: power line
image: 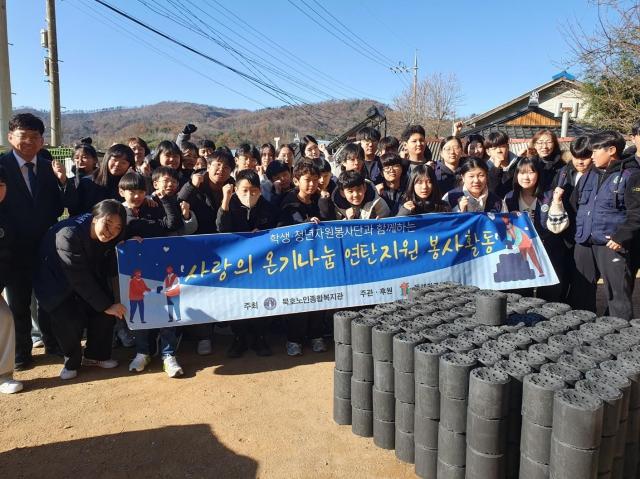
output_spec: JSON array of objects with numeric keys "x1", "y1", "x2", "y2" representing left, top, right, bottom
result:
[
  {"x1": 309, "y1": 0, "x2": 396, "y2": 67},
  {"x1": 132, "y1": 0, "x2": 340, "y2": 123},
  {"x1": 71, "y1": 0, "x2": 269, "y2": 108},
  {"x1": 287, "y1": 0, "x2": 391, "y2": 69},
  {"x1": 206, "y1": 0, "x2": 385, "y2": 102},
  {"x1": 92, "y1": 0, "x2": 314, "y2": 109}
]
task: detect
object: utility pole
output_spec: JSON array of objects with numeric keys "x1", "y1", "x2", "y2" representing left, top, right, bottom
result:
[
  {"x1": 0, "y1": 0, "x2": 11, "y2": 147},
  {"x1": 412, "y1": 49, "x2": 418, "y2": 119},
  {"x1": 44, "y1": 0, "x2": 62, "y2": 146}
]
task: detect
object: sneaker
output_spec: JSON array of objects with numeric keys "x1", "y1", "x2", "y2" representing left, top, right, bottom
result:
[
  {"x1": 0, "y1": 378, "x2": 23, "y2": 394},
  {"x1": 163, "y1": 355, "x2": 183, "y2": 378},
  {"x1": 286, "y1": 341, "x2": 303, "y2": 356},
  {"x1": 197, "y1": 339, "x2": 213, "y2": 356},
  {"x1": 226, "y1": 335, "x2": 247, "y2": 358},
  {"x1": 82, "y1": 357, "x2": 119, "y2": 369},
  {"x1": 117, "y1": 328, "x2": 136, "y2": 348},
  {"x1": 129, "y1": 353, "x2": 151, "y2": 372},
  {"x1": 252, "y1": 336, "x2": 272, "y2": 357},
  {"x1": 311, "y1": 337, "x2": 327, "y2": 353},
  {"x1": 14, "y1": 357, "x2": 34, "y2": 371},
  {"x1": 32, "y1": 339, "x2": 45, "y2": 348},
  {"x1": 60, "y1": 367, "x2": 78, "y2": 380}
]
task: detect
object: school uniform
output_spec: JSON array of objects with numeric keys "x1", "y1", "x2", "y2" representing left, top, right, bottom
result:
[
  {"x1": 178, "y1": 178, "x2": 233, "y2": 234},
  {"x1": 487, "y1": 152, "x2": 519, "y2": 198},
  {"x1": 217, "y1": 194, "x2": 276, "y2": 345},
  {"x1": 569, "y1": 157, "x2": 640, "y2": 318},
  {"x1": 379, "y1": 175, "x2": 409, "y2": 216},
  {"x1": 443, "y1": 187, "x2": 503, "y2": 213},
  {"x1": 396, "y1": 199, "x2": 451, "y2": 217},
  {"x1": 34, "y1": 214, "x2": 117, "y2": 371},
  {"x1": 434, "y1": 161, "x2": 457, "y2": 195},
  {"x1": 363, "y1": 156, "x2": 383, "y2": 185},
  {"x1": 0, "y1": 150, "x2": 77, "y2": 366},
  {"x1": 331, "y1": 181, "x2": 391, "y2": 219},
  {"x1": 503, "y1": 190, "x2": 570, "y2": 301},
  {"x1": 125, "y1": 196, "x2": 184, "y2": 358},
  {"x1": 277, "y1": 190, "x2": 329, "y2": 345},
  {"x1": 69, "y1": 174, "x2": 123, "y2": 216}
]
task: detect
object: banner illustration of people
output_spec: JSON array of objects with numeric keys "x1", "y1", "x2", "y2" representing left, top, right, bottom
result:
[{"x1": 116, "y1": 213, "x2": 559, "y2": 330}]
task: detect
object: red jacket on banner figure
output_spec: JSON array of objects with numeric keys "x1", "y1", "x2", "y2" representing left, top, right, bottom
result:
[
  {"x1": 128, "y1": 269, "x2": 151, "y2": 324},
  {"x1": 162, "y1": 265, "x2": 181, "y2": 322}
]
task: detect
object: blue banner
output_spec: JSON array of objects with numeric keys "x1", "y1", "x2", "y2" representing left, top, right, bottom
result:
[{"x1": 116, "y1": 212, "x2": 558, "y2": 329}]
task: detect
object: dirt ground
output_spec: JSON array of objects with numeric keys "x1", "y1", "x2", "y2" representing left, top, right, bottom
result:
[{"x1": 0, "y1": 284, "x2": 637, "y2": 479}]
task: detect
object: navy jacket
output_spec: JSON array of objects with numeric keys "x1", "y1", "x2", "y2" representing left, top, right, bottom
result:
[
  {"x1": 216, "y1": 195, "x2": 275, "y2": 233},
  {"x1": 445, "y1": 187, "x2": 503, "y2": 213},
  {"x1": 178, "y1": 177, "x2": 234, "y2": 234},
  {"x1": 0, "y1": 151, "x2": 76, "y2": 255},
  {"x1": 34, "y1": 214, "x2": 115, "y2": 313},
  {"x1": 434, "y1": 161, "x2": 457, "y2": 195},
  {"x1": 125, "y1": 194, "x2": 183, "y2": 239},
  {"x1": 574, "y1": 158, "x2": 640, "y2": 246}
]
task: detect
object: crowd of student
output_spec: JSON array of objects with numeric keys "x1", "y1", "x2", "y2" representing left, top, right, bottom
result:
[{"x1": 0, "y1": 112, "x2": 639, "y2": 394}]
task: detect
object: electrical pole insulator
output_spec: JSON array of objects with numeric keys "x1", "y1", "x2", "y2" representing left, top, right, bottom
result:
[
  {"x1": 44, "y1": 57, "x2": 50, "y2": 76},
  {"x1": 40, "y1": 28, "x2": 48, "y2": 48}
]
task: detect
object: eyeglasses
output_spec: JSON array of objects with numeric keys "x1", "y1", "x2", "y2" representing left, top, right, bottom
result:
[
  {"x1": 535, "y1": 141, "x2": 553, "y2": 147},
  {"x1": 383, "y1": 165, "x2": 402, "y2": 171}
]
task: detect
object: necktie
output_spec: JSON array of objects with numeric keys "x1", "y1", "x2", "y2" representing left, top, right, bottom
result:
[{"x1": 25, "y1": 162, "x2": 37, "y2": 196}]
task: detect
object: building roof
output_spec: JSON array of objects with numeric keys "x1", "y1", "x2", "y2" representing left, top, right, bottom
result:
[
  {"x1": 461, "y1": 104, "x2": 597, "y2": 139},
  {"x1": 466, "y1": 73, "x2": 582, "y2": 125}
]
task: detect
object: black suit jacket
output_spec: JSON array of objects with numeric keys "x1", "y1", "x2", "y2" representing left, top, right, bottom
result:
[{"x1": 0, "y1": 150, "x2": 77, "y2": 258}]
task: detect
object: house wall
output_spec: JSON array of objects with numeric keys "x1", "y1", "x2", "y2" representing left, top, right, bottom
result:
[{"x1": 472, "y1": 82, "x2": 588, "y2": 128}]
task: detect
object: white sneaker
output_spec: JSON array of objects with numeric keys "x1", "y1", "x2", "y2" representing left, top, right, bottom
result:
[
  {"x1": 82, "y1": 357, "x2": 119, "y2": 369},
  {"x1": 129, "y1": 353, "x2": 151, "y2": 372},
  {"x1": 286, "y1": 341, "x2": 303, "y2": 356},
  {"x1": 0, "y1": 378, "x2": 23, "y2": 394},
  {"x1": 163, "y1": 355, "x2": 183, "y2": 378},
  {"x1": 60, "y1": 367, "x2": 78, "y2": 380},
  {"x1": 32, "y1": 339, "x2": 45, "y2": 348},
  {"x1": 197, "y1": 339, "x2": 212, "y2": 356},
  {"x1": 311, "y1": 337, "x2": 328, "y2": 353}
]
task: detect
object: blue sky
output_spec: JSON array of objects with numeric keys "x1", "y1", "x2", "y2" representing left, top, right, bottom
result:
[{"x1": 6, "y1": 0, "x2": 599, "y2": 116}]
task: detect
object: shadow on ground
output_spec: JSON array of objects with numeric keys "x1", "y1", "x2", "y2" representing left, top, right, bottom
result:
[{"x1": 0, "y1": 424, "x2": 258, "y2": 479}]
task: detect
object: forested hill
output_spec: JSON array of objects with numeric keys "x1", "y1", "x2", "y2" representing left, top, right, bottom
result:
[{"x1": 15, "y1": 99, "x2": 387, "y2": 148}]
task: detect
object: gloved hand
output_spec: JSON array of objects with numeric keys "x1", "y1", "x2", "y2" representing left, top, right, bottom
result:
[{"x1": 182, "y1": 124, "x2": 197, "y2": 135}]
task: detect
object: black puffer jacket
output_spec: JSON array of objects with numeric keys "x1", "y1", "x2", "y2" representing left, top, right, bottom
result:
[
  {"x1": 34, "y1": 214, "x2": 115, "y2": 313},
  {"x1": 216, "y1": 195, "x2": 275, "y2": 233}
]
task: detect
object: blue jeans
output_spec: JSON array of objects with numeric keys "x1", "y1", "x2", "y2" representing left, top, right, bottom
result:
[
  {"x1": 167, "y1": 296, "x2": 181, "y2": 322},
  {"x1": 135, "y1": 328, "x2": 178, "y2": 358},
  {"x1": 129, "y1": 300, "x2": 145, "y2": 323}
]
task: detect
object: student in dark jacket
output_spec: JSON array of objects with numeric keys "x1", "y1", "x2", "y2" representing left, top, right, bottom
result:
[
  {"x1": 443, "y1": 158, "x2": 503, "y2": 213},
  {"x1": 261, "y1": 160, "x2": 294, "y2": 208},
  {"x1": 434, "y1": 136, "x2": 464, "y2": 195},
  {"x1": 356, "y1": 126, "x2": 383, "y2": 184},
  {"x1": 178, "y1": 149, "x2": 234, "y2": 235},
  {"x1": 277, "y1": 162, "x2": 330, "y2": 356},
  {"x1": 400, "y1": 124, "x2": 433, "y2": 174},
  {"x1": 0, "y1": 113, "x2": 77, "y2": 369},
  {"x1": 70, "y1": 140, "x2": 98, "y2": 188},
  {"x1": 484, "y1": 131, "x2": 519, "y2": 198},
  {"x1": 528, "y1": 129, "x2": 566, "y2": 193},
  {"x1": 70, "y1": 143, "x2": 133, "y2": 215},
  {"x1": 149, "y1": 140, "x2": 191, "y2": 189},
  {"x1": 0, "y1": 166, "x2": 23, "y2": 393},
  {"x1": 34, "y1": 200, "x2": 128, "y2": 380},
  {"x1": 119, "y1": 171, "x2": 186, "y2": 378},
  {"x1": 396, "y1": 164, "x2": 450, "y2": 216},
  {"x1": 376, "y1": 153, "x2": 409, "y2": 216},
  {"x1": 569, "y1": 131, "x2": 640, "y2": 319},
  {"x1": 217, "y1": 170, "x2": 275, "y2": 358}
]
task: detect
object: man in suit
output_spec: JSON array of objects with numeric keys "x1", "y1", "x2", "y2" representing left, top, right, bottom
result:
[{"x1": 0, "y1": 113, "x2": 76, "y2": 370}]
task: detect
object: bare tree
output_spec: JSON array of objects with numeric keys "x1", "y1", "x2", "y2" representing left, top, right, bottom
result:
[
  {"x1": 392, "y1": 72, "x2": 463, "y2": 137},
  {"x1": 565, "y1": 0, "x2": 640, "y2": 130}
]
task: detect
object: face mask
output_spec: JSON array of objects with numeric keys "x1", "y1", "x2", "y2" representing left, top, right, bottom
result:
[{"x1": 238, "y1": 193, "x2": 259, "y2": 208}]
